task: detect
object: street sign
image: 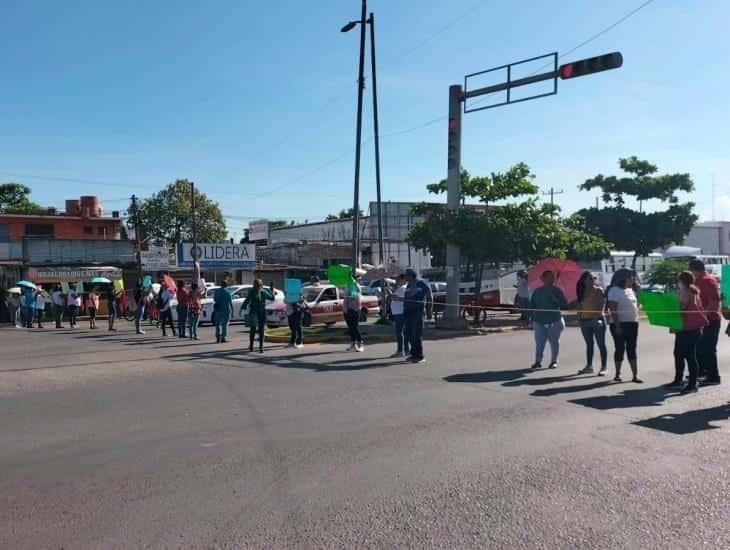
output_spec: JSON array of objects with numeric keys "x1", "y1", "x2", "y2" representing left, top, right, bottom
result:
[
  {"x1": 177, "y1": 243, "x2": 256, "y2": 269},
  {"x1": 248, "y1": 220, "x2": 269, "y2": 242},
  {"x1": 140, "y1": 246, "x2": 170, "y2": 270}
]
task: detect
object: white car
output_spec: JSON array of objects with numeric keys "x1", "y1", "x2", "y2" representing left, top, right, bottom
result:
[{"x1": 203, "y1": 285, "x2": 285, "y2": 324}]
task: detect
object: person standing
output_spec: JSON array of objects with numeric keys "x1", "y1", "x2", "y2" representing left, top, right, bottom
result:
[
  {"x1": 51, "y1": 286, "x2": 65, "y2": 328},
  {"x1": 689, "y1": 259, "x2": 722, "y2": 385},
  {"x1": 286, "y1": 294, "x2": 307, "y2": 349},
  {"x1": 403, "y1": 268, "x2": 432, "y2": 363},
  {"x1": 176, "y1": 280, "x2": 190, "y2": 339},
  {"x1": 188, "y1": 283, "x2": 202, "y2": 340},
  {"x1": 607, "y1": 273, "x2": 642, "y2": 383},
  {"x1": 133, "y1": 282, "x2": 146, "y2": 335},
  {"x1": 667, "y1": 271, "x2": 708, "y2": 394},
  {"x1": 213, "y1": 281, "x2": 233, "y2": 343},
  {"x1": 344, "y1": 278, "x2": 364, "y2": 352},
  {"x1": 389, "y1": 274, "x2": 410, "y2": 358},
  {"x1": 576, "y1": 271, "x2": 608, "y2": 376},
  {"x1": 242, "y1": 279, "x2": 274, "y2": 352},
  {"x1": 5, "y1": 292, "x2": 20, "y2": 327},
  {"x1": 66, "y1": 285, "x2": 80, "y2": 328},
  {"x1": 22, "y1": 287, "x2": 35, "y2": 328},
  {"x1": 107, "y1": 287, "x2": 119, "y2": 331},
  {"x1": 529, "y1": 271, "x2": 568, "y2": 370},
  {"x1": 158, "y1": 282, "x2": 176, "y2": 337},
  {"x1": 34, "y1": 290, "x2": 46, "y2": 328},
  {"x1": 88, "y1": 287, "x2": 100, "y2": 329}
]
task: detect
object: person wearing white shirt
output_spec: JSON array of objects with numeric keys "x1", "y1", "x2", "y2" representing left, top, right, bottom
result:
[
  {"x1": 606, "y1": 274, "x2": 641, "y2": 383},
  {"x1": 34, "y1": 291, "x2": 46, "y2": 328},
  {"x1": 51, "y1": 287, "x2": 65, "y2": 328},
  {"x1": 66, "y1": 286, "x2": 80, "y2": 328},
  {"x1": 389, "y1": 274, "x2": 410, "y2": 358}
]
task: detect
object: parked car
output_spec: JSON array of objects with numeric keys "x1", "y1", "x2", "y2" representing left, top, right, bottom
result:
[{"x1": 266, "y1": 283, "x2": 380, "y2": 328}]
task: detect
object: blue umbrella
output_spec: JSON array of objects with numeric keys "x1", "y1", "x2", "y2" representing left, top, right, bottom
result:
[
  {"x1": 89, "y1": 276, "x2": 112, "y2": 284},
  {"x1": 16, "y1": 280, "x2": 37, "y2": 290}
]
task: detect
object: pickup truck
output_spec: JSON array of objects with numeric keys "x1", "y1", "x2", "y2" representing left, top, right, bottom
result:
[{"x1": 265, "y1": 283, "x2": 380, "y2": 328}]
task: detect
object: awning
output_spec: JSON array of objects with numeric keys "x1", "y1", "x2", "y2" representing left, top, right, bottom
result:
[{"x1": 26, "y1": 266, "x2": 124, "y2": 282}]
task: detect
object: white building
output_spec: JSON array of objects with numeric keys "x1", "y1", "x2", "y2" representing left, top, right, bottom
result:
[{"x1": 683, "y1": 221, "x2": 730, "y2": 255}]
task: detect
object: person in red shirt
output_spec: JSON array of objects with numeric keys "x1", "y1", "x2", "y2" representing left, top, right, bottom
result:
[
  {"x1": 689, "y1": 259, "x2": 722, "y2": 385},
  {"x1": 176, "y1": 280, "x2": 190, "y2": 339}
]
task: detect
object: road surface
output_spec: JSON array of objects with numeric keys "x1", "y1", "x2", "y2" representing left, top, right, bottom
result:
[{"x1": 1, "y1": 321, "x2": 729, "y2": 548}]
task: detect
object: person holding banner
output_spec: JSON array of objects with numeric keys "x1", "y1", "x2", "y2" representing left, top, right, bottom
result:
[
  {"x1": 607, "y1": 273, "x2": 642, "y2": 383},
  {"x1": 689, "y1": 259, "x2": 722, "y2": 385},
  {"x1": 667, "y1": 271, "x2": 709, "y2": 394}
]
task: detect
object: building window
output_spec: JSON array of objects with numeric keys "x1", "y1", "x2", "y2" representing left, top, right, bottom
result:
[
  {"x1": 83, "y1": 226, "x2": 93, "y2": 235},
  {"x1": 97, "y1": 226, "x2": 106, "y2": 236},
  {"x1": 25, "y1": 224, "x2": 54, "y2": 238},
  {"x1": 0, "y1": 223, "x2": 9, "y2": 243}
]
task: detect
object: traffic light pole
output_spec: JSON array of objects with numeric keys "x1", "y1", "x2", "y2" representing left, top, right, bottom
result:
[{"x1": 441, "y1": 51, "x2": 623, "y2": 328}]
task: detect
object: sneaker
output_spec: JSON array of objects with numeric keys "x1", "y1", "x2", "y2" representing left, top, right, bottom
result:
[
  {"x1": 700, "y1": 378, "x2": 722, "y2": 387},
  {"x1": 597, "y1": 367, "x2": 607, "y2": 377},
  {"x1": 578, "y1": 366, "x2": 594, "y2": 375},
  {"x1": 347, "y1": 344, "x2": 356, "y2": 352},
  {"x1": 613, "y1": 375, "x2": 622, "y2": 382},
  {"x1": 136, "y1": 330, "x2": 146, "y2": 335},
  {"x1": 259, "y1": 348, "x2": 264, "y2": 353},
  {"x1": 412, "y1": 357, "x2": 426, "y2": 364},
  {"x1": 295, "y1": 343, "x2": 304, "y2": 349},
  {"x1": 680, "y1": 384, "x2": 698, "y2": 395},
  {"x1": 390, "y1": 351, "x2": 404, "y2": 358},
  {"x1": 530, "y1": 363, "x2": 542, "y2": 370},
  {"x1": 355, "y1": 344, "x2": 364, "y2": 352},
  {"x1": 548, "y1": 362, "x2": 558, "y2": 369},
  {"x1": 220, "y1": 338, "x2": 228, "y2": 343},
  {"x1": 632, "y1": 377, "x2": 644, "y2": 384},
  {"x1": 664, "y1": 380, "x2": 683, "y2": 388}
]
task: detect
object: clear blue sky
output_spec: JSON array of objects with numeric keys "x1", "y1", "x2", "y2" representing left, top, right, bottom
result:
[{"x1": 1, "y1": 0, "x2": 728, "y2": 240}]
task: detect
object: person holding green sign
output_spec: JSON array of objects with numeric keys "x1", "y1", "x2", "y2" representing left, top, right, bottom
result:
[
  {"x1": 607, "y1": 272, "x2": 642, "y2": 383},
  {"x1": 242, "y1": 279, "x2": 274, "y2": 353},
  {"x1": 689, "y1": 259, "x2": 722, "y2": 385},
  {"x1": 667, "y1": 271, "x2": 709, "y2": 394}
]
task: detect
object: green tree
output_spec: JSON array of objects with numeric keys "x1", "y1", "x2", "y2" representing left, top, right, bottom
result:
[
  {"x1": 645, "y1": 259, "x2": 687, "y2": 288},
  {"x1": 325, "y1": 208, "x2": 365, "y2": 221},
  {"x1": 138, "y1": 179, "x2": 227, "y2": 245},
  {"x1": 576, "y1": 157, "x2": 697, "y2": 267},
  {"x1": 0, "y1": 183, "x2": 46, "y2": 214}
]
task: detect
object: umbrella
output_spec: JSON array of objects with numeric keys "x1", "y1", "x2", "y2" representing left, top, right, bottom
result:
[
  {"x1": 16, "y1": 280, "x2": 37, "y2": 290},
  {"x1": 610, "y1": 268, "x2": 637, "y2": 289},
  {"x1": 528, "y1": 258, "x2": 584, "y2": 303},
  {"x1": 7, "y1": 287, "x2": 21, "y2": 294},
  {"x1": 89, "y1": 276, "x2": 112, "y2": 284}
]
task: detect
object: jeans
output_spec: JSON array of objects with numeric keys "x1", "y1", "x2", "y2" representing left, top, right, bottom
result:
[
  {"x1": 610, "y1": 322, "x2": 638, "y2": 362},
  {"x1": 177, "y1": 305, "x2": 188, "y2": 337},
  {"x1": 53, "y1": 304, "x2": 64, "y2": 327},
  {"x1": 8, "y1": 305, "x2": 18, "y2": 327},
  {"x1": 135, "y1": 304, "x2": 146, "y2": 333},
  {"x1": 189, "y1": 313, "x2": 200, "y2": 339},
  {"x1": 674, "y1": 329, "x2": 701, "y2": 388},
  {"x1": 404, "y1": 311, "x2": 424, "y2": 359},
  {"x1": 288, "y1": 313, "x2": 303, "y2": 345},
  {"x1": 215, "y1": 312, "x2": 230, "y2": 342},
  {"x1": 35, "y1": 308, "x2": 44, "y2": 327},
  {"x1": 393, "y1": 314, "x2": 409, "y2": 354},
  {"x1": 697, "y1": 319, "x2": 721, "y2": 380},
  {"x1": 580, "y1": 319, "x2": 607, "y2": 369},
  {"x1": 160, "y1": 309, "x2": 176, "y2": 336},
  {"x1": 533, "y1": 318, "x2": 565, "y2": 365},
  {"x1": 68, "y1": 305, "x2": 78, "y2": 327},
  {"x1": 23, "y1": 306, "x2": 34, "y2": 328},
  {"x1": 250, "y1": 315, "x2": 266, "y2": 350},
  {"x1": 344, "y1": 309, "x2": 363, "y2": 345}
]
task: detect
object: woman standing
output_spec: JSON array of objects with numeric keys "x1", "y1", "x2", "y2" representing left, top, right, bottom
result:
[
  {"x1": 529, "y1": 271, "x2": 567, "y2": 369},
  {"x1": 188, "y1": 283, "x2": 202, "y2": 341},
  {"x1": 107, "y1": 287, "x2": 119, "y2": 331},
  {"x1": 158, "y1": 282, "x2": 176, "y2": 337},
  {"x1": 606, "y1": 273, "x2": 642, "y2": 383},
  {"x1": 67, "y1": 285, "x2": 80, "y2": 328},
  {"x1": 34, "y1": 290, "x2": 46, "y2": 328},
  {"x1": 88, "y1": 287, "x2": 100, "y2": 329},
  {"x1": 242, "y1": 279, "x2": 274, "y2": 352},
  {"x1": 576, "y1": 271, "x2": 608, "y2": 376},
  {"x1": 667, "y1": 271, "x2": 708, "y2": 394}
]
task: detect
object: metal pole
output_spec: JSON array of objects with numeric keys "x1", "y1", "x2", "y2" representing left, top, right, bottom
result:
[
  {"x1": 444, "y1": 84, "x2": 463, "y2": 327},
  {"x1": 369, "y1": 12, "x2": 384, "y2": 265},
  {"x1": 350, "y1": 0, "x2": 367, "y2": 271},
  {"x1": 191, "y1": 181, "x2": 197, "y2": 255},
  {"x1": 131, "y1": 194, "x2": 143, "y2": 281}
]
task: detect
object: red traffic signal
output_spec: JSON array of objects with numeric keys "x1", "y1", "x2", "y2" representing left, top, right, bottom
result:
[{"x1": 559, "y1": 52, "x2": 623, "y2": 80}]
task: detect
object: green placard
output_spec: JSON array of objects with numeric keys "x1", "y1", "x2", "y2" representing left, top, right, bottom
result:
[
  {"x1": 327, "y1": 264, "x2": 354, "y2": 287},
  {"x1": 721, "y1": 265, "x2": 730, "y2": 308},
  {"x1": 638, "y1": 291, "x2": 684, "y2": 331}
]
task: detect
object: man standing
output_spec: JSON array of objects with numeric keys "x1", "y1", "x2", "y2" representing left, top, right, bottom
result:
[
  {"x1": 51, "y1": 286, "x2": 65, "y2": 328},
  {"x1": 158, "y1": 282, "x2": 176, "y2": 337},
  {"x1": 21, "y1": 287, "x2": 35, "y2": 328},
  {"x1": 176, "y1": 280, "x2": 189, "y2": 338},
  {"x1": 213, "y1": 281, "x2": 233, "y2": 343},
  {"x1": 403, "y1": 268, "x2": 432, "y2": 364},
  {"x1": 133, "y1": 282, "x2": 146, "y2": 335},
  {"x1": 34, "y1": 290, "x2": 46, "y2": 328},
  {"x1": 389, "y1": 274, "x2": 409, "y2": 358},
  {"x1": 690, "y1": 259, "x2": 722, "y2": 385},
  {"x1": 5, "y1": 292, "x2": 20, "y2": 327}
]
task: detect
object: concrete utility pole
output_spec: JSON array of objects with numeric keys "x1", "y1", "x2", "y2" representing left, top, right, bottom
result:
[
  {"x1": 130, "y1": 194, "x2": 143, "y2": 281},
  {"x1": 350, "y1": 0, "x2": 367, "y2": 270},
  {"x1": 444, "y1": 85, "x2": 463, "y2": 327}
]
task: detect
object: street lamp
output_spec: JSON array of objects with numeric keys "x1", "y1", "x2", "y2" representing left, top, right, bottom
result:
[{"x1": 341, "y1": 0, "x2": 385, "y2": 271}]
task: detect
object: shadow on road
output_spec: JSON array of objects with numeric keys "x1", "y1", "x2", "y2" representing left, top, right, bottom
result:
[
  {"x1": 443, "y1": 368, "x2": 532, "y2": 384},
  {"x1": 570, "y1": 385, "x2": 667, "y2": 410},
  {"x1": 632, "y1": 403, "x2": 730, "y2": 434},
  {"x1": 531, "y1": 380, "x2": 611, "y2": 397},
  {"x1": 502, "y1": 373, "x2": 581, "y2": 387}
]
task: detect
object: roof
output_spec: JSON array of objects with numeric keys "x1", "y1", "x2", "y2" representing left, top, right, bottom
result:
[{"x1": 0, "y1": 213, "x2": 120, "y2": 222}]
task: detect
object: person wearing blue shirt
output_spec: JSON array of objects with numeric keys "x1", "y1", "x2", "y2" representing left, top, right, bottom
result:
[
  {"x1": 21, "y1": 287, "x2": 35, "y2": 328},
  {"x1": 213, "y1": 281, "x2": 234, "y2": 343},
  {"x1": 403, "y1": 268, "x2": 433, "y2": 363}
]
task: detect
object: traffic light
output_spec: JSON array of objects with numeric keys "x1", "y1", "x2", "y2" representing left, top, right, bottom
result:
[{"x1": 558, "y1": 52, "x2": 623, "y2": 80}]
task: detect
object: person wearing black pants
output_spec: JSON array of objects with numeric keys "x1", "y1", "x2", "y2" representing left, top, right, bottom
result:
[
  {"x1": 287, "y1": 298, "x2": 306, "y2": 348},
  {"x1": 242, "y1": 279, "x2": 274, "y2": 353},
  {"x1": 158, "y1": 283, "x2": 176, "y2": 337},
  {"x1": 690, "y1": 259, "x2": 722, "y2": 385},
  {"x1": 403, "y1": 268, "x2": 433, "y2": 364},
  {"x1": 343, "y1": 280, "x2": 364, "y2": 352},
  {"x1": 607, "y1": 273, "x2": 642, "y2": 383}
]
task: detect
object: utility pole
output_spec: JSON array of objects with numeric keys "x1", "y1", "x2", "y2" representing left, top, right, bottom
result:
[
  {"x1": 368, "y1": 11, "x2": 384, "y2": 265},
  {"x1": 191, "y1": 181, "x2": 200, "y2": 282},
  {"x1": 444, "y1": 84, "x2": 463, "y2": 327},
  {"x1": 542, "y1": 187, "x2": 564, "y2": 216},
  {"x1": 349, "y1": 0, "x2": 367, "y2": 271},
  {"x1": 130, "y1": 194, "x2": 143, "y2": 281}
]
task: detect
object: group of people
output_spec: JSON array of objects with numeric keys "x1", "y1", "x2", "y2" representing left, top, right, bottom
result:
[
  {"x1": 529, "y1": 259, "x2": 726, "y2": 394},
  {"x1": 387, "y1": 269, "x2": 433, "y2": 363}
]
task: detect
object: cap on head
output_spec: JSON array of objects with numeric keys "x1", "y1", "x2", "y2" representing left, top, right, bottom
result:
[{"x1": 689, "y1": 259, "x2": 705, "y2": 272}]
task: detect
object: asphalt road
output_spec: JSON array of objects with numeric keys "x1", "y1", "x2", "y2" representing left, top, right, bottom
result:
[{"x1": 1, "y1": 320, "x2": 730, "y2": 549}]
